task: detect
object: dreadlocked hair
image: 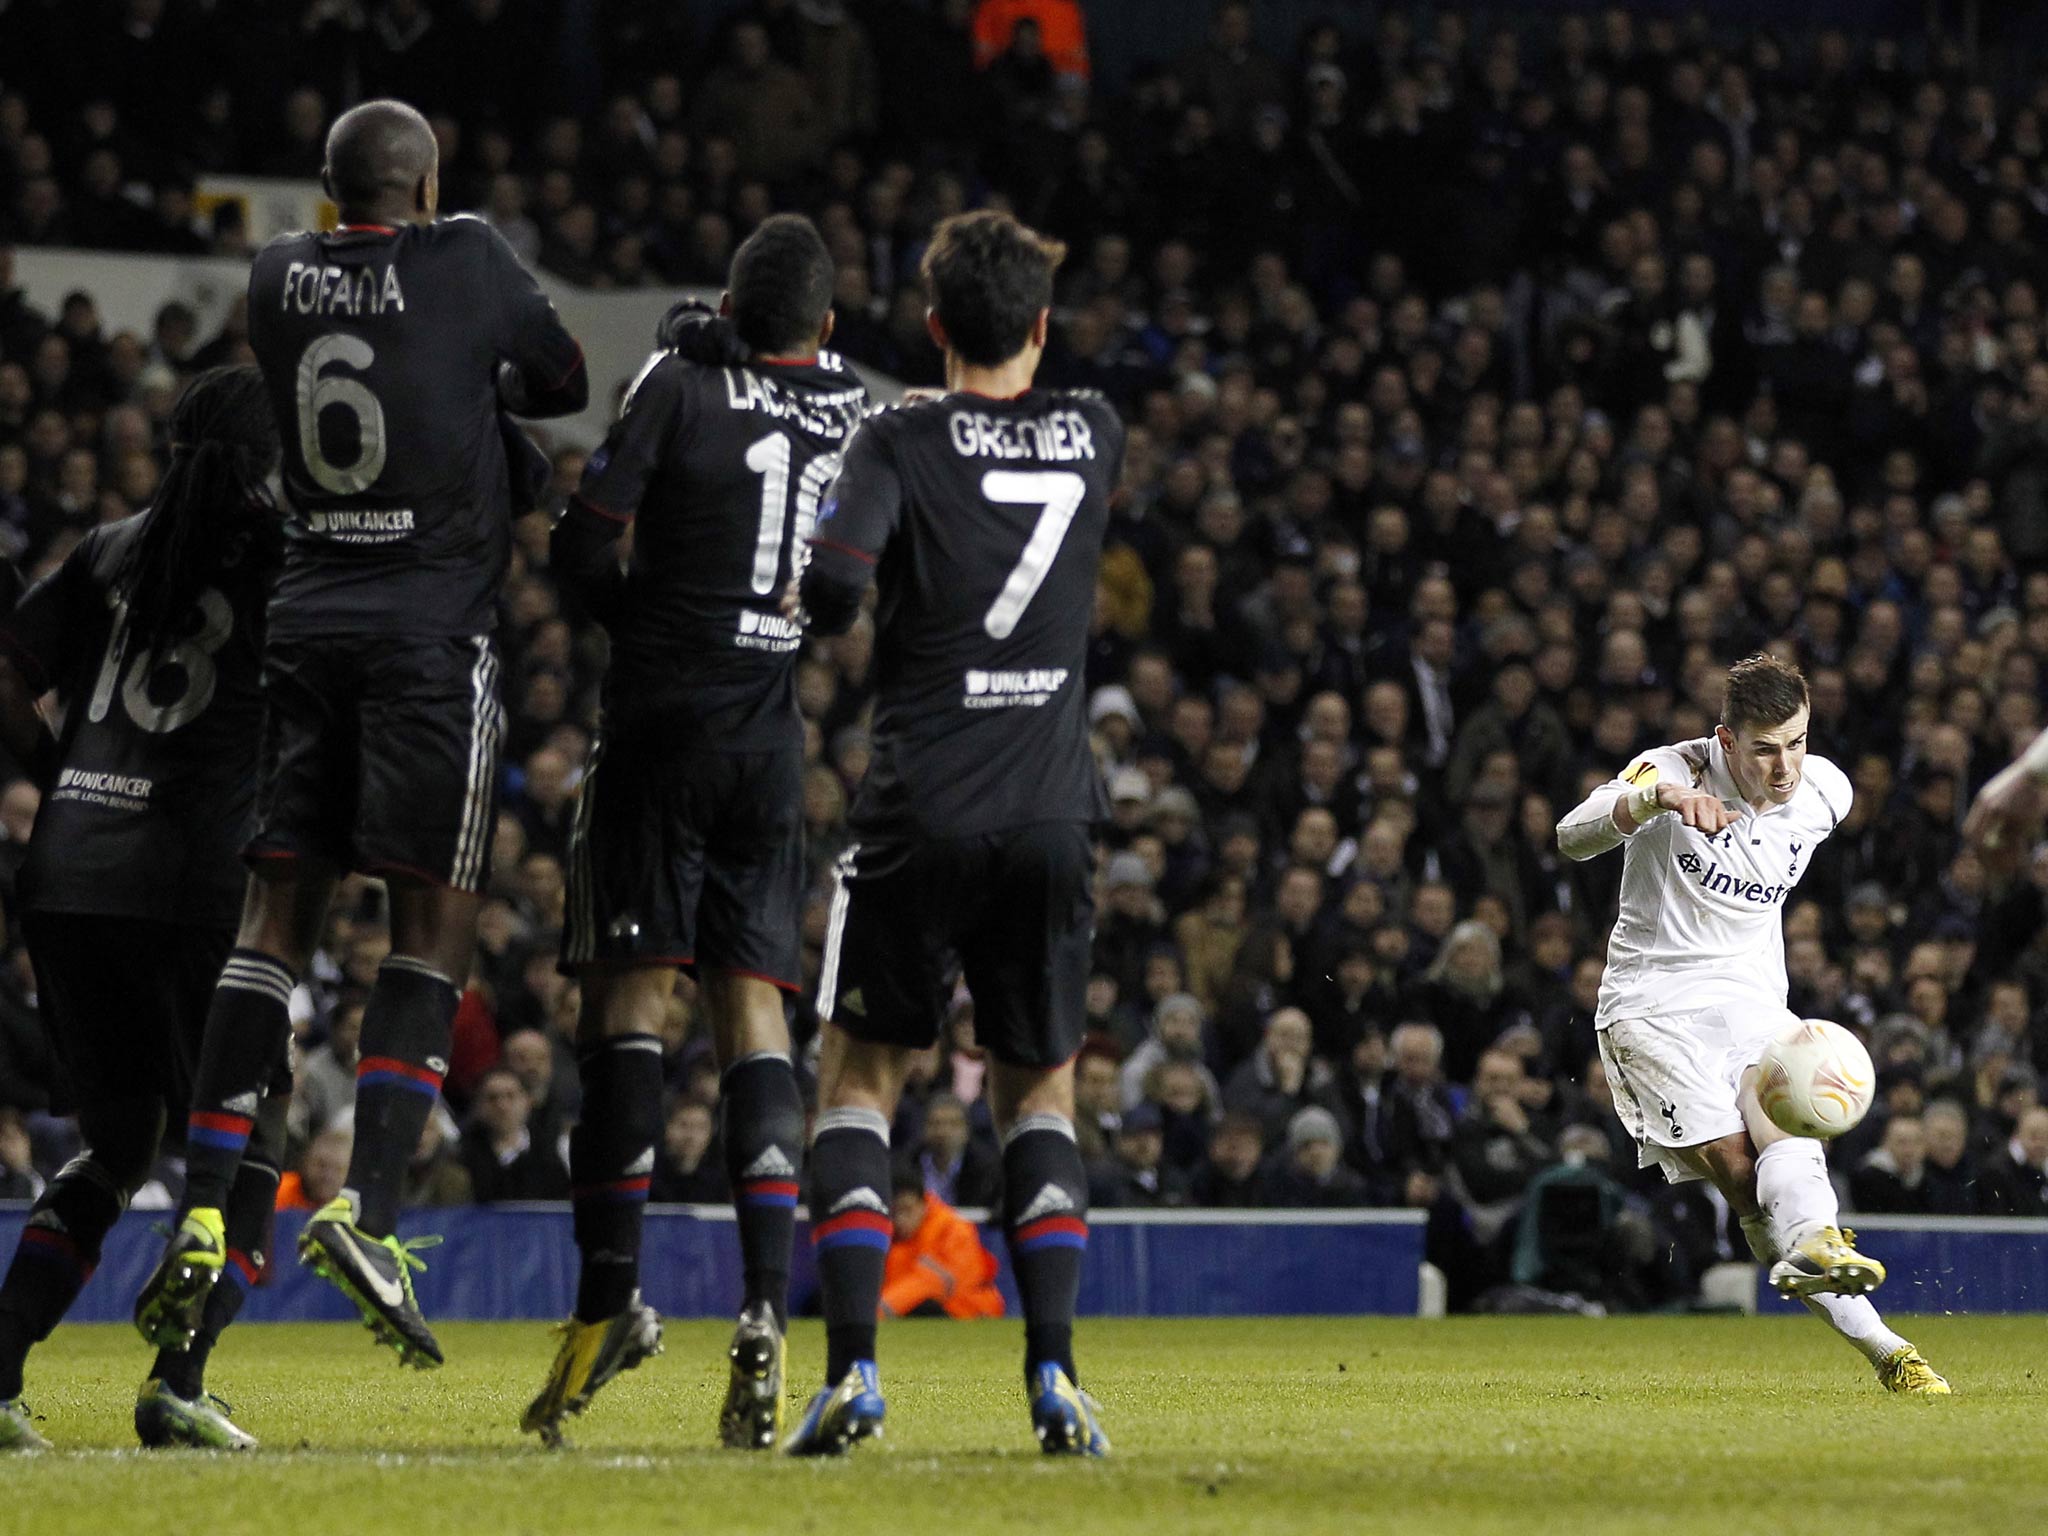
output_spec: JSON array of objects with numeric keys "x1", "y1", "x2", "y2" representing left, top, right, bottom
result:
[{"x1": 119, "y1": 365, "x2": 283, "y2": 667}]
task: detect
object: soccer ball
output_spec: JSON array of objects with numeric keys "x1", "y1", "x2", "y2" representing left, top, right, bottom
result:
[{"x1": 1755, "y1": 1018, "x2": 1876, "y2": 1139}]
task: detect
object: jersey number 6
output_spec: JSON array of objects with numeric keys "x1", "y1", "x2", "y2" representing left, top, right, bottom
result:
[{"x1": 295, "y1": 336, "x2": 388, "y2": 495}]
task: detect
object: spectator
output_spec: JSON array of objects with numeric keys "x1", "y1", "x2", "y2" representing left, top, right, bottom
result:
[
  {"x1": 1918, "y1": 1099, "x2": 1980, "y2": 1216},
  {"x1": 652, "y1": 1098, "x2": 729, "y2": 1204},
  {"x1": 501, "y1": 1025, "x2": 575, "y2": 1147},
  {"x1": 278, "y1": 1126, "x2": 353, "y2": 1212},
  {"x1": 1088, "y1": 1103, "x2": 1188, "y2": 1208},
  {"x1": 1117, "y1": 992, "x2": 1219, "y2": 1113},
  {"x1": 1976, "y1": 1104, "x2": 2048, "y2": 1217},
  {"x1": 1265, "y1": 1106, "x2": 1371, "y2": 1208},
  {"x1": 404, "y1": 1102, "x2": 475, "y2": 1208},
  {"x1": 1406, "y1": 920, "x2": 1528, "y2": 1084},
  {"x1": 1221, "y1": 1007, "x2": 1339, "y2": 1144},
  {"x1": 972, "y1": 0, "x2": 1089, "y2": 81},
  {"x1": 881, "y1": 1164, "x2": 1003, "y2": 1319},
  {"x1": 290, "y1": 998, "x2": 364, "y2": 1152},
  {"x1": 1072, "y1": 1044, "x2": 1122, "y2": 1160},
  {"x1": 917, "y1": 1091, "x2": 1000, "y2": 1208},
  {"x1": 1849, "y1": 1115, "x2": 1931, "y2": 1214},
  {"x1": 1374, "y1": 1022, "x2": 1459, "y2": 1200},
  {"x1": 692, "y1": 20, "x2": 825, "y2": 184},
  {"x1": 1190, "y1": 1111, "x2": 1268, "y2": 1207},
  {"x1": 1450, "y1": 1049, "x2": 1557, "y2": 1240},
  {"x1": 1145, "y1": 1055, "x2": 1217, "y2": 1174},
  {"x1": 460, "y1": 1067, "x2": 571, "y2": 1203}
]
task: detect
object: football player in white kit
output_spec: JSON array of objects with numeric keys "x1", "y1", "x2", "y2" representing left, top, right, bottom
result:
[{"x1": 1557, "y1": 655, "x2": 1950, "y2": 1393}]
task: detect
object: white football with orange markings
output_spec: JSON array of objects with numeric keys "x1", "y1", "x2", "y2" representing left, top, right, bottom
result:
[{"x1": 1756, "y1": 1018, "x2": 1877, "y2": 1140}]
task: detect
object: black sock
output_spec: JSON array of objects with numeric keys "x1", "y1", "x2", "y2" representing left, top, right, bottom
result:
[
  {"x1": 807, "y1": 1108, "x2": 892, "y2": 1383},
  {"x1": 1002, "y1": 1114, "x2": 1088, "y2": 1385},
  {"x1": 185, "y1": 950, "x2": 296, "y2": 1213},
  {"x1": 722, "y1": 1051, "x2": 804, "y2": 1331},
  {"x1": 0, "y1": 1156, "x2": 126, "y2": 1399},
  {"x1": 154, "y1": 1141, "x2": 281, "y2": 1398},
  {"x1": 571, "y1": 1033, "x2": 663, "y2": 1323},
  {"x1": 347, "y1": 957, "x2": 458, "y2": 1238}
]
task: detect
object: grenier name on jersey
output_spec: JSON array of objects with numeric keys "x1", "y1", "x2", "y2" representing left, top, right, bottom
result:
[{"x1": 945, "y1": 406, "x2": 1099, "y2": 463}]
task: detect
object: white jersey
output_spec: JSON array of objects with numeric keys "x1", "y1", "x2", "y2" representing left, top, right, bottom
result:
[{"x1": 1556, "y1": 735, "x2": 1851, "y2": 1029}]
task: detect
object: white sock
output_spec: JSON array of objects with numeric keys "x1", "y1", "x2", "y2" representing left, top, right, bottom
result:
[
  {"x1": 1801, "y1": 1293, "x2": 1910, "y2": 1366},
  {"x1": 1750, "y1": 1147, "x2": 1912, "y2": 1366},
  {"x1": 1754, "y1": 1138, "x2": 1836, "y2": 1250}
]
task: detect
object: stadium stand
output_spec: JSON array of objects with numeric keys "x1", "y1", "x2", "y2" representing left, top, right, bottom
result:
[{"x1": 4, "y1": 0, "x2": 2048, "y2": 1310}]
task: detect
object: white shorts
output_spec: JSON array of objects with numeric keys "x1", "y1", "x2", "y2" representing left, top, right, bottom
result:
[{"x1": 1597, "y1": 1007, "x2": 1798, "y2": 1184}]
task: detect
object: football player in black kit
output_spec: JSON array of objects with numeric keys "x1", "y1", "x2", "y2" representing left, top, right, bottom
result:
[
  {"x1": 0, "y1": 368, "x2": 287, "y2": 1451},
  {"x1": 786, "y1": 210, "x2": 1122, "y2": 1457},
  {"x1": 135, "y1": 100, "x2": 587, "y2": 1370},
  {"x1": 521, "y1": 214, "x2": 866, "y2": 1449}
]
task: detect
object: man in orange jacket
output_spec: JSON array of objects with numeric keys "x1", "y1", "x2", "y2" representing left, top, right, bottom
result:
[
  {"x1": 881, "y1": 1165, "x2": 1005, "y2": 1319},
  {"x1": 971, "y1": 0, "x2": 1089, "y2": 81}
]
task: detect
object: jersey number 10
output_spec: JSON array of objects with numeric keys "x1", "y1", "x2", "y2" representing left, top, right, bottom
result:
[{"x1": 745, "y1": 435, "x2": 842, "y2": 597}]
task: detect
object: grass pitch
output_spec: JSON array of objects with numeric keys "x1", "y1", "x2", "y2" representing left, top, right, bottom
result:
[{"x1": 5, "y1": 1316, "x2": 2043, "y2": 1536}]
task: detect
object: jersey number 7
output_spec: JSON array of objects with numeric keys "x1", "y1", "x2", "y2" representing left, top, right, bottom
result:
[{"x1": 981, "y1": 470, "x2": 1086, "y2": 639}]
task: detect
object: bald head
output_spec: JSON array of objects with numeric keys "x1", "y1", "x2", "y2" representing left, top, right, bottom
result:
[{"x1": 324, "y1": 99, "x2": 438, "y2": 221}]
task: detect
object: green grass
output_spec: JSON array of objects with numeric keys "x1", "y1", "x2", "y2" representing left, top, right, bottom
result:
[{"x1": 4, "y1": 1316, "x2": 2044, "y2": 1536}]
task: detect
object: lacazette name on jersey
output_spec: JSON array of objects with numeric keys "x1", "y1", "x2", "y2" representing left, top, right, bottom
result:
[{"x1": 719, "y1": 360, "x2": 866, "y2": 436}]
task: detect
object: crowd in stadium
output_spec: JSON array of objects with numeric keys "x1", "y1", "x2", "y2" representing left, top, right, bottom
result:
[{"x1": 5, "y1": 0, "x2": 2048, "y2": 1309}]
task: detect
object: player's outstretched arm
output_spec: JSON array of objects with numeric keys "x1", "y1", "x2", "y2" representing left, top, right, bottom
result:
[
  {"x1": 1964, "y1": 725, "x2": 2048, "y2": 877},
  {"x1": 1556, "y1": 766, "x2": 1738, "y2": 860}
]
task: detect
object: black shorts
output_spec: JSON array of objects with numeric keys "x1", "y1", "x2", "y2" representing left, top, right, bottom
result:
[
  {"x1": 20, "y1": 911, "x2": 289, "y2": 1118},
  {"x1": 818, "y1": 821, "x2": 1094, "y2": 1069},
  {"x1": 560, "y1": 727, "x2": 804, "y2": 988},
  {"x1": 245, "y1": 633, "x2": 504, "y2": 892}
]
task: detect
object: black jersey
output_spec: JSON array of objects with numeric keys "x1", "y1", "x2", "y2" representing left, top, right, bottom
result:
[
  {"x1": 246, "y1": 215, "x2": 585, "y2": 639},
  {"x1": 802, "y1": 389, "x2": 1125, "y2": 846},
  {"x1": 0, "y1": 514, "x2": 270, "y2": 927},
  {"x1": 569, "y1": 349, "x2": 868, "y2": 746}
]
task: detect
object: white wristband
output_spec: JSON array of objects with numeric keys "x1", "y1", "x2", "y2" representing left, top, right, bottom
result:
[{"x1": 1623, "y1": 781, "x2": 1663, "y2": 824}]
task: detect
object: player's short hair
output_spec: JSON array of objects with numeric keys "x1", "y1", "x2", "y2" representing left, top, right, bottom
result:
[
  {"x1": 727, "y1": 213, "x2": 834, "y2": 355},
  {"x1": 324, "y1": 99, "x2": 437, "y2": 211},
  {"x1": 919, "y1": 210, "x2": 1067, "y2": 367},
  {"x1": 1721, "y1": 653, "x2": 1810, "y2": 736}
]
